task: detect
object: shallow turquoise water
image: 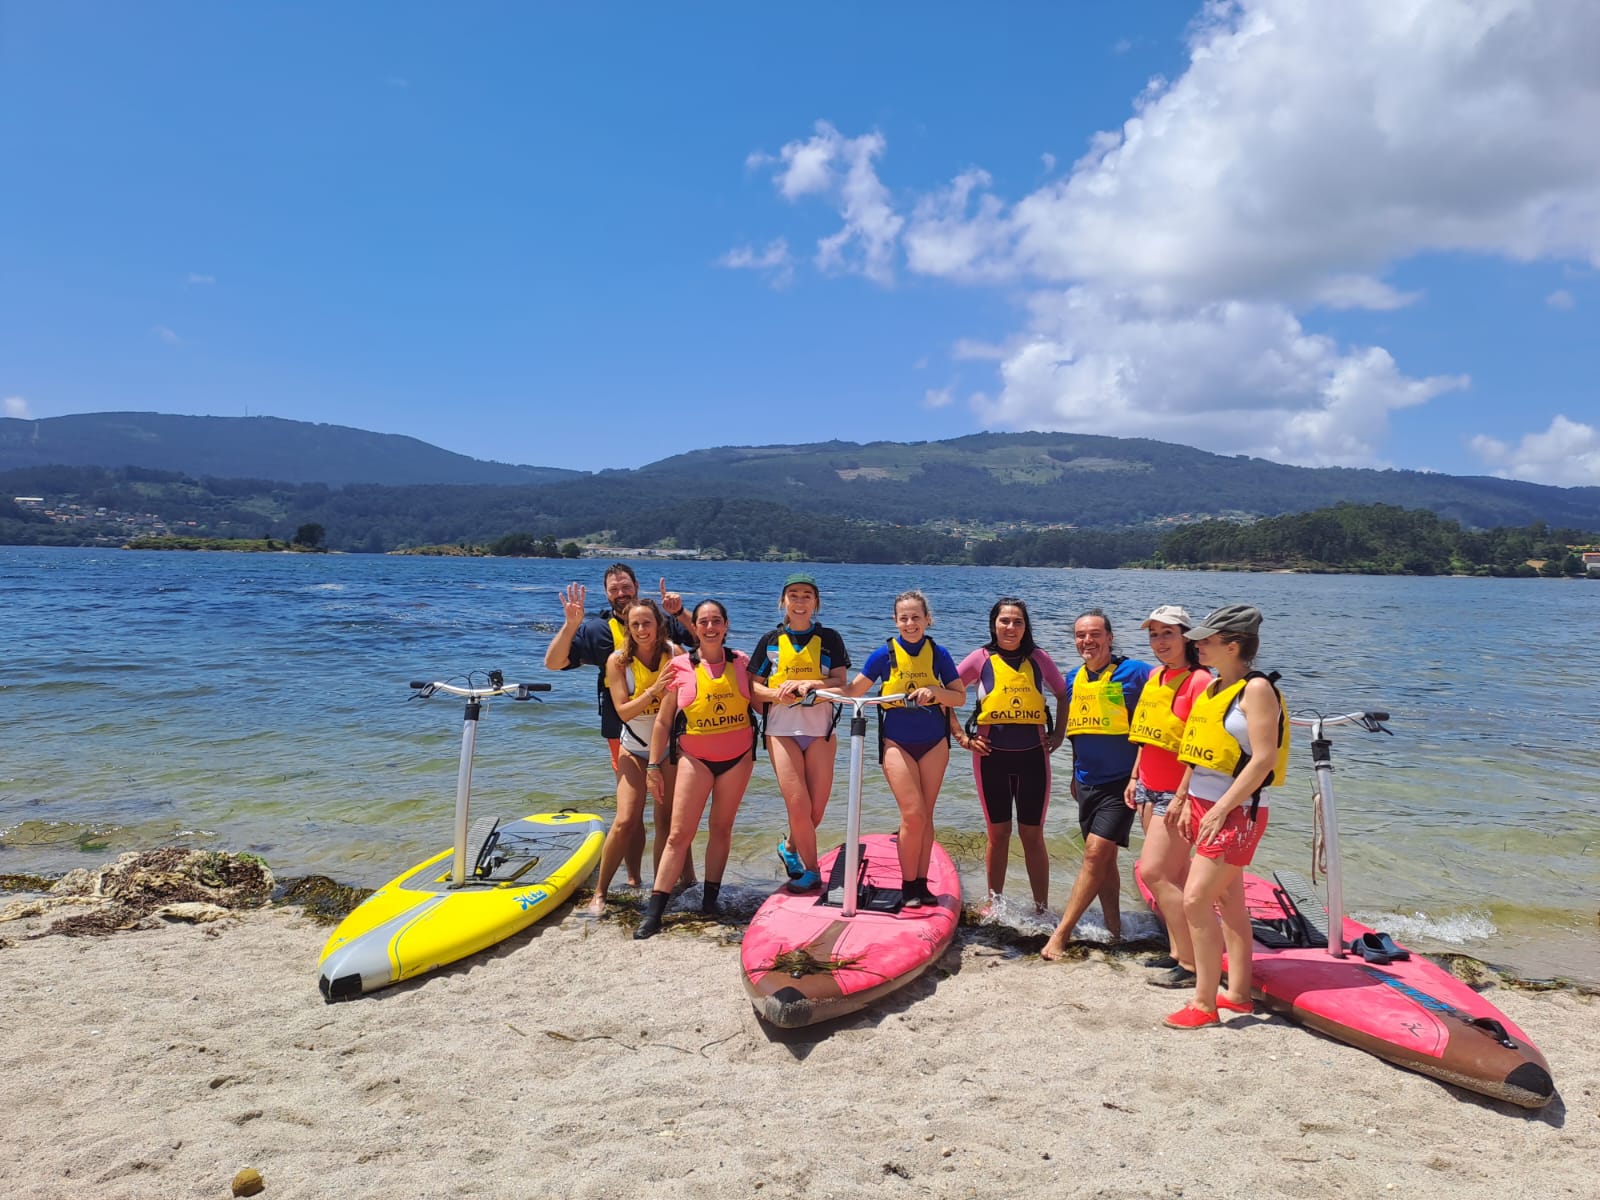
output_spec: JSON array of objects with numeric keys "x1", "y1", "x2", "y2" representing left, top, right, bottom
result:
[{"x1": 4, "y1": 547, "x2": 1597, "y2": 982}]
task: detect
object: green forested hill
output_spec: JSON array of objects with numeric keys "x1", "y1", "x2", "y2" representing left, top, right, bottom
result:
[
  {"x1": 0, "y1": 413, "x2": 583, "y2": 487},
  {"x1": 619, "y1": 432, "x2": 1600, "y2": 530},
  {"x1": 6, "y1": 417, "x2": 1600, "y2": 558}
]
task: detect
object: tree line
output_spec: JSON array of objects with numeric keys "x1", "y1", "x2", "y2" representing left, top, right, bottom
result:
[{"x1": 2, "y1": 467, "x2": 1595, "y2": 575}]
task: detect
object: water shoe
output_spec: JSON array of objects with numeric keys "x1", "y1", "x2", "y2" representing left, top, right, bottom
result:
[
  {"x1": 1146, "y1": 965, "x2": 1198, "y2": 989},
  {"x1": 1163, "y1": 1003, "x2": 1220, "y2": 1030},
  {"x1": 776, "y1": 836, "x2": 804, "y2": 880}
]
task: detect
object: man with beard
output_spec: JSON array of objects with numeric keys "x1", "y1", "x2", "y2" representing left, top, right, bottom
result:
[{"x1": 545, "y1": 563, "x2": 695, "y2": 884}]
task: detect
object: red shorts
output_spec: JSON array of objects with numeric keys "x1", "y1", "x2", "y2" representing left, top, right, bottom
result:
[
  {"x1": 1188, "y1": 797, "x2": 1267, "y2": 867},
  {"x1": 607, "y1": 738, "x2": 622, "y2": 774}
]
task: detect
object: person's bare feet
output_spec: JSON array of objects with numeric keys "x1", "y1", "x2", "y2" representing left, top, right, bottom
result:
[
  {"x1": 1040, "y1": 933, "x2": 1070, "y2": 961},
  {"x1": 585, "y1": 892, "x2": 606, "y2": 917}
]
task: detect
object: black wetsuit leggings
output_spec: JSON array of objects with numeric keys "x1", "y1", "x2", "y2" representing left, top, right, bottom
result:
[{"x1": 974, "y1": 745, "x2": 1051, "y2": 827}]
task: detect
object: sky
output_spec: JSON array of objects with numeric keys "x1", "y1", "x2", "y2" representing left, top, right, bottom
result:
[{"x1": 3, "y1": 1, "x2": 1599, "y2": 483}]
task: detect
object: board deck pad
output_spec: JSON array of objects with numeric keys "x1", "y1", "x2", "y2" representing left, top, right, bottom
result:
[
  {"x1": 1137, "y1": 864, "x2": 1553, "y2": 1107},
  {"x1": 318, "y1": 811, "x2": 603, "y2": 1001},
  {"x1": 741, "y1": 832, "x2": 961, "y2": 1028}
]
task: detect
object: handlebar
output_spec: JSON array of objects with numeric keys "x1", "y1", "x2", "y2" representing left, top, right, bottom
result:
[
  {"x1": 410, "y1": 678, "x2": 551, "y2": 702},
  {"x1": 810, "y1": 689, "x2": 912, "y2": 715},
  {"x1": 1290, "y1": 710, "x2": 1392, "y2": 735}
]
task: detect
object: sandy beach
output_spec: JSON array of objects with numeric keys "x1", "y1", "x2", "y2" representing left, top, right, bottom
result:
[{"x1": 1, "y1": 881, "x2": 1595, "y2": 1200}]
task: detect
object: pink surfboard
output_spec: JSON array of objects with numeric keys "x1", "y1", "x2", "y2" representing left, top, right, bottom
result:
[
  {"x1": 741, "y1": 833, "x2": 961, "y2": 1028},
  {"x1": 1137, "y1": 866, "x2": 1553, "y2": 1107}
]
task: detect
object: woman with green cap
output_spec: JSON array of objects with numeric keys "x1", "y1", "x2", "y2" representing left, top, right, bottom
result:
[{"x1": 750, "y1": 573, "x2": 852, "y2": 891}]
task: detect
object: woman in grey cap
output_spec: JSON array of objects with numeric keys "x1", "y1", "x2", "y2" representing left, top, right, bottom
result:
[
  {"x1": 1164, "y1": 604, "x2": 1289, "y2": 1029},
  {"x1": 1123, "y1": 605, "x2": 1212, "y2": 989},
  {"x1": 749, "y1": 573, "x2": 852, "y2": 891}
]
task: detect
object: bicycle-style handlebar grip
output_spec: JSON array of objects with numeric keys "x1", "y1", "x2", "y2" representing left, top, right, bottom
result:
[
  {"x1": 409, "y1": 681, "x2": 429, "y2": 690},
  {"x1": 528, "y1": 683, "x2": 552, "y2": 692},
  {"x1": 1369, "y1": 711, "x2": 1390, "y2": 723}
]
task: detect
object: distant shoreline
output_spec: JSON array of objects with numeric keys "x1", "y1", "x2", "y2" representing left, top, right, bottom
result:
[{"x1": 93, "y1": 540, "x2": 1599, "y2": 579}]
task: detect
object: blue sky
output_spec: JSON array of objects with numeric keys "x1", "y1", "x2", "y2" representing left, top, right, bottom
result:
[{"x1": 3, "y1": 1, "x2": 1597, "y2": 483}]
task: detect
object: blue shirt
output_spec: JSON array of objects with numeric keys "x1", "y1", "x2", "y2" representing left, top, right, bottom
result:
[
  {"x1": 859, "y1": 637, "x2": 961, "y2": 745},
  {"x1": 1063, "y1": 655, "x2": 1150, "y2": 786}
]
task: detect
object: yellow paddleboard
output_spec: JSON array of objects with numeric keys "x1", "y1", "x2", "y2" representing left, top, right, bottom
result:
[{"x1": 318, "y1": 811, "x2": 603, "y2": 1001}]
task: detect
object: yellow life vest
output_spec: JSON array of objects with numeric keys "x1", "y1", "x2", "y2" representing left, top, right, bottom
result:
[
  {"x1": 1065, "y1": 660, "x2": 1130, "y2": 736},
  {"x1": 1127, "y1": 667, "x2": 1196, "y2": 752},
  {"x1": 975, "y1": 653, "x2": 1048, "y2": 725},
  {"x1": 681, "y1": 655, "x2": 751, "y2": 736},
  {"x1": 607, "y1": 615, "x2": 628, "y2": 657},
  {"x1": 1177, "y1": 671, "x2": 1290, "y2": 788},
  {"x1": 883, "y1": 637, "x2": 939, "y2": 708},
  {"x1": 625, "y1": 652, "x2": 667, "y2": 717},
  {"x1": 769, "y1": 629, "x2": 824, "y2": 686}
]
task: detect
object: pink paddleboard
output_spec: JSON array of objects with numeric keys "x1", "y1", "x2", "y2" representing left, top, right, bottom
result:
[
  {"x1": 741, "y1": 833, "x2": 961, "y2": 1028},
  {"x1": 1137, "y1": 866, "x2": 1553, "y2": 1107}
]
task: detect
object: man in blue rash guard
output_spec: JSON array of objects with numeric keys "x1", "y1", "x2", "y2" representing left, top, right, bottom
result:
[{"x1": 1042, "y1": 608, "x2": 1150, "y2": 957}]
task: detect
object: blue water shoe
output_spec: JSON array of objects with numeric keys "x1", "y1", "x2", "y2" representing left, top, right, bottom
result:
[{"x1": 776, "y1": 835, "x2": 805, "y2": 879}]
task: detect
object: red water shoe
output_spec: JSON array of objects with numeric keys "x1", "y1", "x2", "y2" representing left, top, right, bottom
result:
[{"x1": 1163, "y1": 1003, "x2": 1221, "y2": 1030}]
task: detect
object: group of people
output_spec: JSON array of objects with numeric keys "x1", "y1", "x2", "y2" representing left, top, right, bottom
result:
[{"x1": 544, "y1": 562, "x2": 1288, "y2": 1030}]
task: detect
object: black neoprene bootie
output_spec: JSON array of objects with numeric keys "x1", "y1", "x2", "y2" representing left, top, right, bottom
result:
[
  {"x1": 700, "y1": 881, "x2": 722, "y2": 916},
  {"x1": 634, "y1": 890, "x2": 669, "y2": 940}
]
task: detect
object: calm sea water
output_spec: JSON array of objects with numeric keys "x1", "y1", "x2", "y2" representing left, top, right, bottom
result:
[{"x1": 4, "y1": 547, "x2": 1598, "y2": 982}]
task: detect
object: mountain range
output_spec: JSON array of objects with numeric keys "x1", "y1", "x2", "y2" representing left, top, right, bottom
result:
[
  {"x1": 5, "y1": 412, "x2": 1600, "y2": 553},
  {"x1": 0, "y1": 413, "x2": 583, "y2": 487}
]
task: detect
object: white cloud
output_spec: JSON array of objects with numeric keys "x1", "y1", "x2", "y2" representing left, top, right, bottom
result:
[
  {"x1": 922, "y1": 386, "x2": 955, "y2": 410},
  {"x1": 738, "y1": 1, "x2": 1600, "y2": 465},
  {"x1": 1470, "y1": 415, "x2": 1600, "y2": 485},
  {"x1": 952, "y1": 338, "x2": 1008, "y2": 361},
  {"x1": 752, "y1": 121, "x2": 903, "y2": 284},
  {"x1": 903, "y1": 169, "x2": 1012, "y2": 283},
  {"x1": 1546, "y1": 288, "x2": 1576, "y2": 309},
  {"x1": 976, "y1": 289, "x2": 1468, "y2": 467},
  {"x1": 719, "y1": 238, "x2": 793, "y2": 288},
  {"x1": 1041, "y1": 152, "x2": 1057, "y2": 173},
  {"x1": 3, "y1": 395, "x2": 32, "y2": 419},
  {"x1": 153, "y1": 325, "x2": 182, "y2": 345},
  {"x1": 186, "y1": 273, "x2": 215, "y2": 285},
  {"x1": 902, "y1": 0, "x2": 1600, "y2": 305}
]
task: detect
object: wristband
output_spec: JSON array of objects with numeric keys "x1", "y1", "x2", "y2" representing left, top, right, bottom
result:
[{"x1": 647, "y1": 762, "x2": 664, "y2": 770}]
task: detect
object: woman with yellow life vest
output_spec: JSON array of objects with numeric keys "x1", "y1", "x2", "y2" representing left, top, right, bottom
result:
[
  {"x1": 839, "y1": 591, "x2": 967, "y2": 909},
  {"x1": 949, "y1": 597, "x2": 1069, "y2": 913},
  {"x1": 1163, "y1": 604, "x2": 1289, "y2": 1029},
  {"x1": 587, "y1": 599, "x2": 694, "y2": 917},
  {"x1": 1041, "y1": 609, "x2": 1151, "y2": 959},
  {"x1": 544, "y1": 566, "x2": 695, "y2": 887},
  {"x1": 634, "y1": 599, "x2": 758, "y2": 940},
  {"x1": 1121, "y1": 605, "x2": 1212, "y2": 988},
  {"x1": 750, "y1": 573, "x2": 852, "y2": 892}
]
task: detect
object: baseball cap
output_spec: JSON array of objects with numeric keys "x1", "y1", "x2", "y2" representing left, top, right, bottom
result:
[
  {"x1": 780, "y1": 572, "x2": 819, "y2": 595},
  {"x1": 1140, "y1": 604, "x2": 1193, "y2": 630},
  {"x1": 1184, "y1": 604, "x2": 1263, "y2": 640}
]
